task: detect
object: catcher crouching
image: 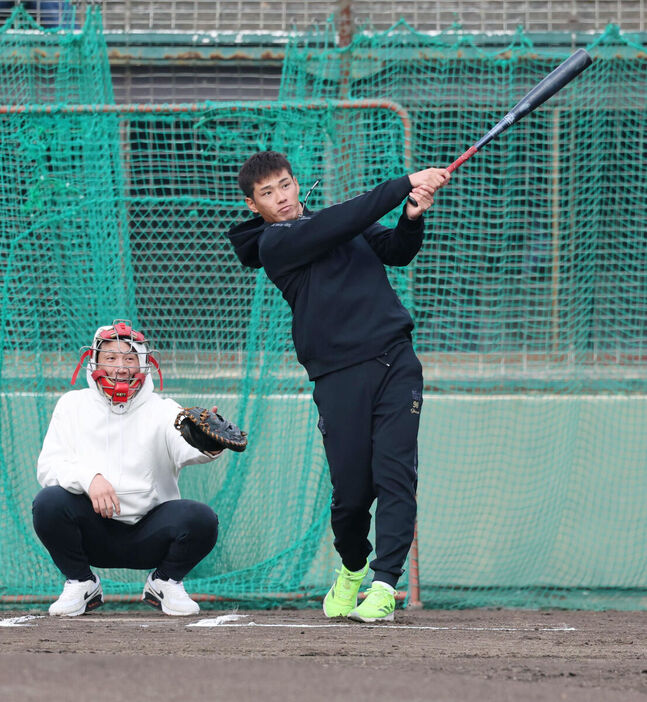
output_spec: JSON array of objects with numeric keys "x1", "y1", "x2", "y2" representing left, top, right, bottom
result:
[{"x1": 32, "y1": 320, "x2": 246, "y2": 617}]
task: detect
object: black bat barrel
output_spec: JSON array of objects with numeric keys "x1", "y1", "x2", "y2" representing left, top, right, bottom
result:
[{"x1": 474, "y1": 48, "x2": 593, "y2": 151}]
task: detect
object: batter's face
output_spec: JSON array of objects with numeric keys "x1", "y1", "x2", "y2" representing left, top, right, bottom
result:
[
  {"x1": 96, "y1": 339, "x2": 139, "y2": 381},
  {"x1": 245, "y1": 168, "x2": 302, "y2": 222}
]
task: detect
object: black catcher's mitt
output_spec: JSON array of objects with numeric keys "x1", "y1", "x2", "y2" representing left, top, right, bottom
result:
[{"x1": 174, "y1": 407, "x2": 248, "y2": 453}]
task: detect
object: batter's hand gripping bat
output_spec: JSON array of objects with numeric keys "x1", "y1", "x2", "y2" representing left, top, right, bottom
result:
[{"x1": 408, "y1": 48, "x2": 593, "y2": 205}]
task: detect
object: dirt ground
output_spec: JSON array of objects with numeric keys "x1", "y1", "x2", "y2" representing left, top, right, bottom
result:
[{"x1": 2, "y1": 606, "x2": 647, "y2": 701}]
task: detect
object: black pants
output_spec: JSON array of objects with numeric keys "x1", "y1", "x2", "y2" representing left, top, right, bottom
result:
[
  {"x1": 313, "y1": 341, "x2": 422, "y2": 589},
  {"x1": 32, "y1": 486, "x2": 218, "y2": 582}
]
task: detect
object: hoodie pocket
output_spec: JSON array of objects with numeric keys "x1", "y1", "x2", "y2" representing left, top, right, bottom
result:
[{"x1": 114, "y1": 484, "x2": 161, "y2": 524}]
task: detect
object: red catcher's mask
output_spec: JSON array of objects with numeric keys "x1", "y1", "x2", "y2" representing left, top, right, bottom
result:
[{"x1": 71, "y1": 320, "x2": 163, "y2": 407}]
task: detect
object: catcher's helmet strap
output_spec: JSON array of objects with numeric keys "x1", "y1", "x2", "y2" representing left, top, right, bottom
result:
[
  {"x1": 149, "y1": 354, "x2": 163, "y2": 390},
  {"x1": 71, "y1": 349, "x2": 93, "y2": 386}
]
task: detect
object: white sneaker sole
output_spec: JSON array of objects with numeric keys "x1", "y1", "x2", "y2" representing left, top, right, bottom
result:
[
  {"x1": 347, "y1": 610, "x2": 394, "y2": 623},
  {"x1": 49, "y1": 591, "x2": 103, "y2": 617},
  {"x1": 142, "y1": 588, "x2": 199, "y2": 616}
]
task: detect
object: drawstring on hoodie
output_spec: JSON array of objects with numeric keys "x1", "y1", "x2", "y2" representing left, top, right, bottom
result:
[
  {"x1": 103, "y1": 399, "x2": 124, "y2": 496},
  {"x1": 302, "y1": 178, "x2": 321, "y2": 211}
]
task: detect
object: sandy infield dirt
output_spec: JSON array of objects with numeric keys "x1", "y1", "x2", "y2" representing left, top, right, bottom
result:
[{"x1": 2, "y1": 607, "x2": 647, "y2": 701}]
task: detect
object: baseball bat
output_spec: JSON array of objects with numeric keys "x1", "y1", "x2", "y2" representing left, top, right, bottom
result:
[{"x1": 408, "y1": 48, "x2": 593, "y2": 205}]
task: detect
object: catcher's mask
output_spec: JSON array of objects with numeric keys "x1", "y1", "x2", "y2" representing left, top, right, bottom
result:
[{"x1": 71, "y1": 320, "x2": 163, "y2": 406}]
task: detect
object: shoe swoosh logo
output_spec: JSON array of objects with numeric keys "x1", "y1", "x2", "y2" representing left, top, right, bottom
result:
[{"x1": 151, "y1": 586, "x2": 164, "y2": 599}]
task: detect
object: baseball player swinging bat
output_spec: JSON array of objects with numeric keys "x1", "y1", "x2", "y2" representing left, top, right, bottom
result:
[{"x1": 409, "y1": 48, "x2": 593, "y2": 205}]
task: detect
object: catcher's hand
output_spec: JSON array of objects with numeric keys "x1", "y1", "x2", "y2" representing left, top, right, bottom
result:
[{"x1": 174, "y1": 407, "x2": 248, "y2": 453}]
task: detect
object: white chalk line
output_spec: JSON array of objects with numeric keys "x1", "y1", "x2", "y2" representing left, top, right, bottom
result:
[
  {"x1": 23, "y1": 614, "x2": 574, "y2": 632},
  {"x1": 1, "y1": 613, "x2": 576, "y2": 632},
  {"x1": 0, "y1": 615, "x2": 45, "y2": 627},
  {"x1": 188, "y1": 620, "x2": 577, "y2": 632}
]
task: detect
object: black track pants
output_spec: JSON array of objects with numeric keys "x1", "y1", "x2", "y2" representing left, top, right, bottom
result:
[
  {"x1": 312, "y1": 342, "x2": 422, "y2": 588},
  {"x1": 32, "y1": 486, "x2": 218, "y2": 582}
]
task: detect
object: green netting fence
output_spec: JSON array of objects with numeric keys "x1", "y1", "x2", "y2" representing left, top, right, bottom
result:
[{"x1": 1, "y1": 6, "x2": 646, "y2": 609}]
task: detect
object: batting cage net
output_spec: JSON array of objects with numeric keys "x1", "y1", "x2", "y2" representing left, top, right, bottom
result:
[{"x1": 1, "y1": 5, "x2": 646, "y2": 608}]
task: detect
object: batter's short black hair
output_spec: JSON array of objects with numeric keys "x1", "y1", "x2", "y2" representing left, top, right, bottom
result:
[{"x1": 238, "y1": 151, "x2": 293, "y2": 198}]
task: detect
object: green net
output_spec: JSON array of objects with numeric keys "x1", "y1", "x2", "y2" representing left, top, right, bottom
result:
[
  {"x1": 280, "y1": 21, "x2": 647, "y2": 609},
  {"x1": 1, "y1": 8, "x2": 647, "y2": 609}
]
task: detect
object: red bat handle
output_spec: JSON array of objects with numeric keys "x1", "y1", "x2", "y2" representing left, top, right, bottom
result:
[
  {"x1": 407, "y1": 145, "x2": 478, "y2": 206},
  {"x1": 447, "y1": 145, "x2": 479, "y2": 173}
]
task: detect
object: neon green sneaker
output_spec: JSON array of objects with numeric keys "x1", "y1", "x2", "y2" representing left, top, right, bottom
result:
[
  {"x1": 322, "y1": 562, "x2": 369, "y2": 617},
  {"x1": 348, "y1": 581, "x2": 396, "y2": 622}
]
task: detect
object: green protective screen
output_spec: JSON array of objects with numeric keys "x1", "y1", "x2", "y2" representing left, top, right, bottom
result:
[{"x1": 1, "y1": 7, "x2": 646, "y2": 609}]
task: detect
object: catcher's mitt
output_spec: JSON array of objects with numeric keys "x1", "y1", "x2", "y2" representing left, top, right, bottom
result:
[{"x1": 174, "y1": 407, "x2": 248, "y2": 453}]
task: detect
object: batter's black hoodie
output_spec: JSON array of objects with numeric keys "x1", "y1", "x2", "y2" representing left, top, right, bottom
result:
[{"x1": 226, "y1": 175, "x2": 423, "y2": 380}]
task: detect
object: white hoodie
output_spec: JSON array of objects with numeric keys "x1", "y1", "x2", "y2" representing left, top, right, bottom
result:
[{"x1": 37, "y1": 368, "x2": 219, "y2": 524}]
